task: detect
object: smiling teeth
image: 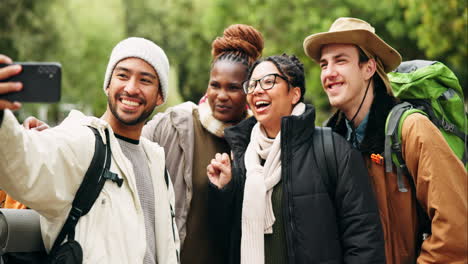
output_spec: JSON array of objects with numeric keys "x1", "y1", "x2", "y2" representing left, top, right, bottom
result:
[
  {"x1": 122, "y1": 99, "x2": 139, "y2": 106},
  {"x1": 255, "y1": 101, "x2": 269, "y2": 106}
]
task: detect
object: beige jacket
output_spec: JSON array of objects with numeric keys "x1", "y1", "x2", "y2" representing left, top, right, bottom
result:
[
  {"x1": 0, "y1": 109, "x2": 180, "y2": 264},
  {"x1": 143, "y1": 102, "x2": 197, "y2": 247}
]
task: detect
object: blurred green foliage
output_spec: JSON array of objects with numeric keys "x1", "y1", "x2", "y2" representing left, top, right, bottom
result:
[{"x1": 1, "y1": 0, "x2": 466, "y2": 124}]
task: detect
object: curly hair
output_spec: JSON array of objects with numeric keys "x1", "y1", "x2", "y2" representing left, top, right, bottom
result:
[
  {"x1": 247, "y1": 53, "x2": 306, "y2": 102},
  {"x1": 211, "y1": 24, "x2": 264, "y2": 69}
]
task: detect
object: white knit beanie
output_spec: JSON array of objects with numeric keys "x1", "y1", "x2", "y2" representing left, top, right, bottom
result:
[{"x1": 103, "y1": 37, "x2": 169, "y2": 104}]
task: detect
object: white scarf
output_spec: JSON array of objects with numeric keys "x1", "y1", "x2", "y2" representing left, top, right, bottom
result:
[
  {"x1": 198, "y1": 98, "x2": 251, "y2": 138},
  {"x1": 241, "y1": 102, "x2": 306, "y2": 264}
]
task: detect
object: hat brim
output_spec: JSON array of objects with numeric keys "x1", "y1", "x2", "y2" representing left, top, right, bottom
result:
[{"x1": 303, "y1": 29, "x2": 401, "y2": 72}]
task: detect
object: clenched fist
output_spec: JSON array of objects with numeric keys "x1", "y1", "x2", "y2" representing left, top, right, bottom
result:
[{"x1": 207, "y1": 152, "x2": 232, "y2": 189}]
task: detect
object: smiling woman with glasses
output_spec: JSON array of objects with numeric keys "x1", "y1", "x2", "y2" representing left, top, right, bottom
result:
[
  {"x1": 243, "y1": 73, "x2": 289, "y2": 94},
  {"x1": 142, "y1": 24, "x2": 264, "y2": 264},
  {"x1": 207, "y1": 54, "x2": 385, "y2": 264}
]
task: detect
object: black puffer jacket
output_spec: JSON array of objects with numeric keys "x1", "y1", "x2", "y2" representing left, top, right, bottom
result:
[{"x1": 208, "y1": 104, "x2": 385, "y2": 264}]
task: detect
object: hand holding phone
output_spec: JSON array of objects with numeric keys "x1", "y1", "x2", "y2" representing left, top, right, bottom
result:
[
  {"x1": 0, "y1": 61, "x2": 61, "y2": 103},
  {"x1": 0, "y1": 55, "x2": 22, "y2": 110}
]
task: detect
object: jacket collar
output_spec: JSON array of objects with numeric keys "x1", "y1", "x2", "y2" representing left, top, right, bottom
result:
[
  {"x1": 327, "y1": 90, "x2": 397, "y2": 154},
  {"x1": 280, "y1": 104, "x2": 316, "y2": 148},
  {"x1": 224, "y1": 104, "x2": 317, "y2": 157}
]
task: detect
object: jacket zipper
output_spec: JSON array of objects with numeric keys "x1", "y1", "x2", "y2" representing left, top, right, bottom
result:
[{"x1": 282, "y1": 118, "x2": 296, "y2": 263}]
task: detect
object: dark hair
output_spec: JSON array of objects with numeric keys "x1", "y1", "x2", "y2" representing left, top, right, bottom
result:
[
  {"x1": 247, "y1": 53, "x2": 306, "y2": 102},
  {"x1": 356, "y1": 46, "x2": 388, "y2": 96},
  {"x1": 211, "y1": 24, "x2": 264, "y2": 69}
]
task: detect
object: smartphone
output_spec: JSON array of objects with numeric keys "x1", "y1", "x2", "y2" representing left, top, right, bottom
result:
[{"x1": 0, "y1": 62, "x2": 61, "y2": 103}]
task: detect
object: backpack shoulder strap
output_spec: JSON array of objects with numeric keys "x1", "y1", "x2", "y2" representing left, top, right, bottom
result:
[
  {"x1": 385, "y1": 102, "x2": 427, "y2": 192},
  {"x1": 164, "y1": 167, "x2": 169, "y2": 188},
  {"x1": 163, "y1": 167, "x2": 180, "y2": 262},
  {"x1": 384, "y1": 103, "x2": 432, "y2": 250},
  {"x1": 49, "y1": 127, "x2": 114, "y2": 254},
  {"x1": 313, "y1": 127, "x2": 338, "y2": 200}
]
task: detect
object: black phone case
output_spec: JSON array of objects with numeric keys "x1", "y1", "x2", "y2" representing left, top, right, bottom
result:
[{"x1": 0, "y1": 62, "x2": 61, "y2": 102}]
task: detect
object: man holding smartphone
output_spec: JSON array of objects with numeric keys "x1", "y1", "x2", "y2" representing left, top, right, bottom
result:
[{"x1": 0, "y1": 37, "x2": 179, "y2": 264}]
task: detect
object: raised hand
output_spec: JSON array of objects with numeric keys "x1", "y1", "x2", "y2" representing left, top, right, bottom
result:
[
  {"x1": 207, "y1": 152, "x2": 232, "y2": 189},
  {"x1": 0, "y1": 54, "x2": 22, "y2": 110}
]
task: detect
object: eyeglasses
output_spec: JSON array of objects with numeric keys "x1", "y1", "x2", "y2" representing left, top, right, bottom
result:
[{"x1": 243, "y1": 73, "x2": 289, "y2": 94}]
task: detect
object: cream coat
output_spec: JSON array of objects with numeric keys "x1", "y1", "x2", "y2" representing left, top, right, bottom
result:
[
  {"x1": 142, "y1": 102, "x2": 196, "y2": 247},
  {"x1": 0, "y1": 109, "x2": 179, "y2": 264}
]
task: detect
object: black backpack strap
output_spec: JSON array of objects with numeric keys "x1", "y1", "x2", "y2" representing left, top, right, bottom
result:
[
  {"x1": 164, "y1": 167, "x2": 169, "y2": 188},
  {"x1": 164, "y1": 168, "x2": 180, "y2": 262},
  {"x1": 49, "y1": 127, "x2": 114, "y2": 255},
  {"x1": 313, "y1": 127, "x2": 338, "y2": 200}
]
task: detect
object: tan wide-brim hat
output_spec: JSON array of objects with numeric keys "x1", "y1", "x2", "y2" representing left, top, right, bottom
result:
[{"x1": 303, "y1": 17, "x2": 402, "y2": 73}]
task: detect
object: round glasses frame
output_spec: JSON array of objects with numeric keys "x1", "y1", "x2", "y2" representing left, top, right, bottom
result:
[{"x1": 242, "y1": 73, "x2": 289, "y2": 94}]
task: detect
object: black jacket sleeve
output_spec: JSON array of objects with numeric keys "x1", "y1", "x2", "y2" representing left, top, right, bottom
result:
[
  {"x1": 333, "y1": 134, "x2": 386, "y2": 264},
  {"x1": 207, "y1": 171, "x2": 237, "y2": 238},
  {"x1": 207, "y1": 166, "x2": 246, "y2": 264}
]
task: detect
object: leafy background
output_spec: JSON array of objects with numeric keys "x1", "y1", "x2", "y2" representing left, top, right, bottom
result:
[{"x1": 1, "y1": 0, "x2": 466, "y2": 124}]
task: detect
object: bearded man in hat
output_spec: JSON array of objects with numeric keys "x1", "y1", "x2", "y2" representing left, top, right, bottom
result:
[
  {"x1": 303, "y1": 17, "x2": 467, "y2": 264},
  {"x1": 0, "y1": 38, "x2": 179, "y2": 263}
]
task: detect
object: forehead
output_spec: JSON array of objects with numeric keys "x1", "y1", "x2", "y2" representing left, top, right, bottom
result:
[
  {"x1": 251, "y1": 61, "x2": 280, "y2": 79},
  {"x1": 210, "y1": 60, "x2": 247, "y2": 80},
  {"x1": 114, "y1": 57, "x2": 158, "y2": 77},
  {"x1": 320, "y1": 44, "x2": 360, "y2": 60}
]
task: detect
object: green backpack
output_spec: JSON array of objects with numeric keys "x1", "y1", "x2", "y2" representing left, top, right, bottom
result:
[
  {"x1": 385, "y1": 60, "x2": 467, "y2": 193},
  {"x1": 384, "y1": 60, "x2": 467, "y2": 249}
]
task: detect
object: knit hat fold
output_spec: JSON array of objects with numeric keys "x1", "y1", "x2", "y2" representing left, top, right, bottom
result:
[{"x1": 103, "y1": 37, "x2": 170, "y2": 105}]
